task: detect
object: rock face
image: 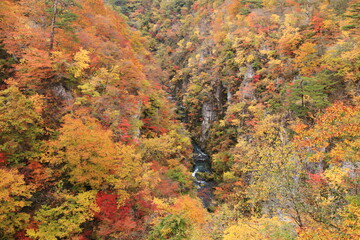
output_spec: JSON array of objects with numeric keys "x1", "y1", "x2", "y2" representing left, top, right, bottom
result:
[
  {"x1": 227, "y1": 85, "x2": 233, "y2": 103},
  {"x1": 200, "y1": 101, "x2": 216, "y2": 146},
  {"x1": 198, "y1": 65, "x2": 255, "y2": 146},
  {"x1": 239, "y1": 64, "x2": 256, "y2": 100},
  {"x1": 52, "y1": 84, "x2": 73, "y2": 102}
]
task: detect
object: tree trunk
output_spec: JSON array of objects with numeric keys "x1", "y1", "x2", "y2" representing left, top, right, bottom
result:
[{"x1": 49, "y1": 0, "x2": 58, "y2": 53}]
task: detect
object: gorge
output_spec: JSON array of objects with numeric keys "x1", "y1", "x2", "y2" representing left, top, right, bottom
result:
[{"x1": 0, "y1": 0, "x2": 359, "y2": 239}]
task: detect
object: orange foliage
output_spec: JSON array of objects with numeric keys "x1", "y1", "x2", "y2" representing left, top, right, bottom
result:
[
  {"x1": 43, "y1": 111, "x2": 119, "y2": 189},
  {"x1": 293, "y1": 101, "x2": 360, "y2": 163}
]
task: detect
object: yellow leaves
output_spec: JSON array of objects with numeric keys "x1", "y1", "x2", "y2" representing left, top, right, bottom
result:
[
  {"x1": 294, "y1": 42, "x2": 319, "y2": 76},
  {"x1": 263, "y1": 0, "x2": 278, "y2": 8},
  {"x1": 150, "y1": 196, "x2": 209, "y2": 240},
  {"x1": 0, "y1": 169, "x2": 31, "y2": 202},
  {"x1": 177, "y1": 39, "x2": 185, "y2": 48},
  {"x1": 248, "y1": 103, "x2": 264, "y2": 117},
  {"x1": 153, "y1": 197, "x2": 168, "y2": 211},
  {"x1": 193, "y1": 28, "x2": 200, "y2": 37},
  {"x1": 270, "y1": 14, "x2": 280, "y2": 23},
  {"x1": 141, "y1": 131, "x2": 186, "y2": 162},
  {"x1": 76, "y1": 66, "x2": 125, "y2": 104},
  {"x1": 298, "y1": 224, "x2": 340, "y2": 240},
  {"x1": 0, "y1": 169, "x2": 32, "y2": 206},
  {"x1": 340, "y1": 46, "x2": 360, "y2": 82},
  {"x1": 268, "y1": 58, "x2": 282, "y2": 66},
  {"x1": 219, "y1": 119, "x2": 226, "y2": 127},
  {"x1": 284, "y1": 13, "x2": 300, "y2": 27},
  {"x1": 230, "y1": 118, "x2": 241, "y2": 126},
  {"x1": 224, "y1": 221, "x2": 261, "y2": 240},
  {"x1": 29, "y1": 93, "x2": 45, "y2": 114},
  {"x1": 246, "y1": 54, "x2": 255, "y2": 63},
  {"x1": 0, "y1": 168, "x2": 33, "y2": 236},
  {"x1": 298, "y1": 196, "x2": 360, "y2": 240},
  {"x1": 324, "y1": 166, "x2": 348, "y2": 187},
  {"x1": 223, "y1": 171, "x2": 237, "y2": 182},
  {"x1": 339, "y1": 196, "x2": 360, "y2": 237},
  {"x1": 43, "y1": 112, "x2": 141, "y2": 196},
  {"x1": 252, "y1": 114, "x2": 279, "y2": 140},
  {"x1": 27, "y1": 190, "x2": 98, "y2": 240},
  {"x1": 277, "y1": 26, "x2": 301, "y2": 55},
  {"x1": 295, "y1": 42, "x2": 317, "y2": 59},
  {"x1": 323, "y1": 19, "x2": 335, "y2": 30},
  {"x1": 234, "y1": 49, "x2": 246, "y2": 65},
  {"x1": 72, "y1": 191, "x2": 99, "y2": 211},
  {"x1": 186, "y1": 41, "x2": 193, "y2": 49},
  {"x1": 226, "y1": 102, "x2": 247, "y2": 126},
  {"x1": 308, "y1": 151, "x2": 326, "y2": 162},
  {"x1": 259, "y1": 49, "x2": 275, "y2": 56},
  {"x1": 329, "y1": 138, "x2": 360, "y2": 163},
  {"x1": 110, "y1": 144, "x2": 143, "y2": 201},
  {"x1": 68, "y1": 48, "x2": 90, "y2": 78},
  {"x1": 223, "y1": 216, "x2": 296, "y2": 240}
]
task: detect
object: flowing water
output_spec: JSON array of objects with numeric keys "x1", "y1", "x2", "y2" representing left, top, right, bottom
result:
[{"x1": 192, "y1": 142, "x2": 215, "y2": 209}]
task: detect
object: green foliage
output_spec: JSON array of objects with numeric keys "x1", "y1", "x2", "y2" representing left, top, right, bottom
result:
[
  {"x1": 284, "y1": 77, "x2": 330, "y2": 117},
  {"x1": 212, "y1": 151, "x2": 234, "y2": 180},
  {"x1": 0, "y1": 86, "x2": 43, "y2": 164},
  {"x1": 239, "y1": 8, "x2": 251, "y2": 16},
  {"x1": 27, "y1": 191, "x2": 98, "y2": 240},
  {"x1": 45, "y1": 0, "x2": 79, "y2": 31},
  {"x1": 148, "y1": 214, "x2": 189, "y2": 240},
  {"x1": 243, "y1": 0, "x2": 263, "y2": 8},
  {"x1": 1, "y1": 0, "x2": 360, "y2": 239},
  {"x1": 0, "y1": 44, "x2": 15, "y2": 82},
  {"x1": 343, "y1": 2, "x2": 360, "y2": 30},
  {"x1": 141, "y1": 129, "x2": 192, "y2": 164},
  {"x1": 166, "y1": 166, "x2": 193, "y2": 193}
]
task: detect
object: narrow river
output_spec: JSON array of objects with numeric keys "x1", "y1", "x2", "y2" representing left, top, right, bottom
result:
[{"x1": 192, "y1": 142, "x2": 215, "y2": 209}]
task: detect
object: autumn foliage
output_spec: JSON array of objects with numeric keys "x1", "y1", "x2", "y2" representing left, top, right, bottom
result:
[{"x1": 0, "y1": 0, "x2": 359, "y2": 239}]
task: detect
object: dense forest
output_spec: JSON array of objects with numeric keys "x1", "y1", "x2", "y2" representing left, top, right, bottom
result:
[{"x1": 0, "y1": 0, "x2": 359, "y2": 239}]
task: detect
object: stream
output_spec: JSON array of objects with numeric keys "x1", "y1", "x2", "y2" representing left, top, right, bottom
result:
[
  {"x1": 192, "y1": 142, "x2": 215, "y2": 209},
  {"x1": 174, "y1": 101, "x2": 216, "y2": 209}
]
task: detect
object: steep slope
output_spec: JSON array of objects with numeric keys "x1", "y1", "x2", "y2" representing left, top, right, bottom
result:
[
  {"x1": 0, "y1": 0, "x2": 210, "y2": 239},
  {"x1": 0, "y1": 0, "x2": 359, "y2": 239},
  {"x1": 112, "y1": 0, "x2": 360, "y2": 238}
]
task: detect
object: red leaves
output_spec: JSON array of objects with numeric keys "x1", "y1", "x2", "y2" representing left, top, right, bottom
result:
[
  {"x1": 15, "y1": 230, "x2": 32, "y2": 240},
  {"x1": 0, "y1": 153, "x2": 8, "y2": 167},
  {"x1": 307, "y1": 172, "x2": 327, "y2": 187},
  {"x1": 193, "y1": 2, "x2": 199, "y2": 11},
  {"x1": 150, "y1": 161, "x2": 180, "y2": 198},
  {"x1": 252, "y1": 74, "x2": 261, "y2": 83},
  {"x1": 95, "y1": 191, "x2": 155, "y2": 238},
  {"x1": 141, "y1": 117, "x2": 169, "y2": 136},
  {"x1": 95, "y1": 191, "x2": 136, "y2": 236},
  {"x1": 96, "y1": 192, "x2": 118, "y2": 219},
  {"x1": 23, "y1": 161, "x2": 51, "y2": 190},
  {"x1": 244, "y1": 119, "x2": 259, "y2": 127},
  {"x1": 116, "y1": 119, "x2": 132, "y2": 142},
  {"x1": 156, "y1": 178, "x2": 180, "y2": 198},
  {"x1": 311, "y1": 13, "x2": 324, "y2": 34}
]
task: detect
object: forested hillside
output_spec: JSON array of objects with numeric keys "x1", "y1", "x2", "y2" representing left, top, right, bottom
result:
[{"x1": 0, "y1": 0, "x2": 359, "y2": 239}]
